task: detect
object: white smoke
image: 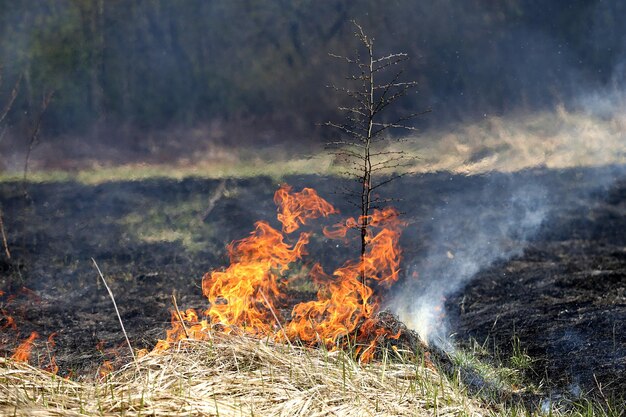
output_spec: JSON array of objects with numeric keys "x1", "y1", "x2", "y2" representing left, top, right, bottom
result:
[
  {"x1": 390, "y1": 179, "x2": 549, "y2": 346},
  {"x1": 386, "y1": 65, "x2": 626, "y2": 347}
]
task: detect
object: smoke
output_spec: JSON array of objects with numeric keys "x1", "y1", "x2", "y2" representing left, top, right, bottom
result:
[
  {"x1": 389, "y1": 176, "x2": 550, "y2": 346},
  {"x1": 388, "y1": 52, "x2": 626, "y2": 346},
  {"x1": 400, "y1": 101, "x2": 626, "y2": 176}
]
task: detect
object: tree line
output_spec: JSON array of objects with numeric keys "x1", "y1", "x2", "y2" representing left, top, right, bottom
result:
[{"x1": 0, "y1": 0, "x2": 623, "y2": 141}]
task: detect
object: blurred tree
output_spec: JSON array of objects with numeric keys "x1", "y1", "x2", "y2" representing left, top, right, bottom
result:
[{"x1": 0, "y1": 0, "x2": 619, "y2": 141}]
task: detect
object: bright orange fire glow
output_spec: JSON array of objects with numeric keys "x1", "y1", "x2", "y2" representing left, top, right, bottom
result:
[
  {"x1": 274, "y1": 185, "x2": 337, "y2": 233},
  {"x1": 286, "y1": 207, "x2": 404, "y2": 354},
  {"x1": 98, "y1": 360, "x2": 114, "y2": 378},
  {"x1": 155, "y1": 184, "x2": 404, "y2": 362},
  {"x1": 1, "y1": 289, "x2": 60, "y2": 373},
  {"x1": 11, "y1": 331, "x2": 38, "y2": 363},
  {"x1": 1, "y1": 313, "x2": 16, "y2": 331},
  {"x1": 0, "y1": 290, "x2": 17, "y2": 331},
  {"x1": 44, "y1": 332, "x2": 59, "y2": 374}
]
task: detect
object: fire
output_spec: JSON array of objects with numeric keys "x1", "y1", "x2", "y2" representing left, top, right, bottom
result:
[
  {"x1": 274, "y1": 185, "x2": 337, "y2": 233},
  {"x1": 155, "y1": 184, "x2": 404, "y2": 362},
  {"x1": 0, "y1": 290, "x2": 17, "y2": 331},
  {"x1": 1, "y1": 313, "x2": 16, "y2": 331},
  {"x1": 202, "y1": 222, "x2": 309, "y2": 334},
  {"x1": 1, "y1": 288, "x2": 60, "y2": 373},
  {"x1": 98, "y1": 360, "x2": 114, "y2": 378},
  {"x1": 11, "y1": 331, "x2": 38, "y2": 363},
  {"x1": 286, "y1": 207, "x2": 404, "y2": 355},
  {"x1": 44, "y1": 332, "x2": 59, "y2": 374}
]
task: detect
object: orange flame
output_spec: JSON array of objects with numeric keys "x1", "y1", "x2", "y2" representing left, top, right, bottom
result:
[
  {"x1": 98, "y1": 360, "x2": 114, "y2": 378},
  {"x1": 201, "y1": 222, "x2": 309, "y2": 334},
  {"x1": 11, "y1": 331, "x2": 38, "y2": 363},
  {"x1": 287, "y1": 207, "x2": 404, "y2": 353},
  {"x1": 44, "y1": 332, "x2": 59, "y2": 374},
  {"x1": 156, "y1": 185, "x2": 404, "y2": 362},
  {"x1": 0, "y1": 291, "x2": 17, "y2": 331},
  {"x1": 274, "y1": 184, "x2": 337, "y2": 233},
  {"x1": 1, "y1": 312, "x2": 16, "y2": 331}
]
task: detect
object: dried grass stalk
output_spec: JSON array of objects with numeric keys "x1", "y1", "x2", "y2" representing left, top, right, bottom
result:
[{"x1": 0, "y1": 334, "x2": 489, "y2": 416}]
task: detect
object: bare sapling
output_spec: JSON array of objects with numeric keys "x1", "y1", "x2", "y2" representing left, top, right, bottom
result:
[
  {"x1": 23, "y1": 90, "x2": 54, "y2": 185},
  {"x1": 325, "y1": 22, "x2": 429, "y2": 285},
  {"x1": 0, "y1": 69, "x2": 23, "y2": 261}
]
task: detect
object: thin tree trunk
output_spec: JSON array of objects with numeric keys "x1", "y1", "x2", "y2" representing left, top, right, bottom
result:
[
  {"x1": 360, "y1": 38, "x2": 375, "y2": 287},
  {"x1": 0, "y1": 207, "x2": 10, "y2": 260}
]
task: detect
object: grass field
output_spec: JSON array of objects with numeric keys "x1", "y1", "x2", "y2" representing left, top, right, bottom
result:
[
  {"x1": 1, "y1": 334, "x2": 624, "y2": 416},
  {"x1": 1, "y1": 105, "x2": 625, "y2": 416}
]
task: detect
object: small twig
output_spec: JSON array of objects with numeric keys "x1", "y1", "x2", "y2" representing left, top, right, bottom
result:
[
  {"x1": 23, "y1": 90, "x2": 54, "y2": 184},
  {"x1": 258, "y1": 289, "x2": 293, "y2": 351},
  {"x1": 0, "y1": 207, "x2": 10, "y2": 260},
  {"x1": 0, "y1": 73, "x2": 22, "y2": 125},
  {"x1": 92, "y1": 258, "x2": 140, "y2": 372},
  {"x1": 171, "y1": 292, "x2": 190, "y2": 339},
  {"x1": 201, "y1": 179, "x2": 227, "y2": 222},
  {"x1": 593, "y1": 373, "x2": 615, "y2": 414}
]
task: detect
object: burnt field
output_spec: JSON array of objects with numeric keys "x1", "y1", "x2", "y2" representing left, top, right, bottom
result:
[{"x1": 0, "y1": 166, "x2": 625, "y2": 396}]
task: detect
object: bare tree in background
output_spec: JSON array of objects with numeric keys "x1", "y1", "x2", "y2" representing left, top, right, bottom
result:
[
  {"x1": 0, "y1": 68, "x2": 22, "y2": 260},
  {"x1": 0, "y1": 68, "x2": 52, "y2": 262},
  {"x1": 325, "y1": 22, "x2": 429, "y2": 283},
  {"x1": 22, "y1": 90, "x2": 54, "y2": 185}
]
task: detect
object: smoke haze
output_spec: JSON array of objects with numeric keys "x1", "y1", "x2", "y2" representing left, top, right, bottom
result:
[{"x1": 389, "y1": 83, "x2": 626, "y2": 345}]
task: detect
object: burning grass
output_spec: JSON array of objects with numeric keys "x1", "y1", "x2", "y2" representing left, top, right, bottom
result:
[
  {"x1": 152, "y1": 184, "x2": 407, "y2": 363},
  {"x1": 2, "y1": 334, "x2": 624, "y2": 417},
  {"x1": 0, "y1": 334, "x2": 490, "y2": 417}
]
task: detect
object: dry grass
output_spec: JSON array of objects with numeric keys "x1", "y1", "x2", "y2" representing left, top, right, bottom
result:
[
  {"x1": 0, "y1": 333, "x2": 489, "y2": 417},
  {"x1": 400, "y1": 104, "x2": 626, "y2": 174},
  {"x1": 363, "y1": 102, "x2": 626, "y2": 177},
  {"x1": 2, "y1": 102, "x2": 625, "y2": 185}
]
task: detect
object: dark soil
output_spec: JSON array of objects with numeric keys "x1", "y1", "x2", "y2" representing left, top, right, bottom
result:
[{"x1": 0, "y1": 167, "x2": 624, "y2": 396}]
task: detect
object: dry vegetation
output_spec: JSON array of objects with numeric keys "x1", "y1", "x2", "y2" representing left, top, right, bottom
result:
[
  {"x1": 1, "y1": 104, "x2": 624, "y2": 184},
  {"x1": 1, "y1": 334, "x2": 492, "y2": 417},
  {"x1": 2, "y1": 334, "x2": 624, "y2": 416},
  {"x1": 1, "y1": 103, "x2": 625, "y2": 417}
]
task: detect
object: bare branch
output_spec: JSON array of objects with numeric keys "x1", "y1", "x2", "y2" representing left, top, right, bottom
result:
[
  {"x1": 0, "y1": 73, "x2": 22, "y2": 125},
  {"x1": 372, "y1": 52, "x2": 409, "y2": 64},
  {"x1": 327, "y1": 84, "x2": 369, "y2": 97},
  {"x1": 370, "y1": 150, "x2": 408, "y2": 157},
  {"x1": 371, "y1": 162, "x2": 413, "y2": 173},
  {"x1": 371, "y1": 155, "x2": 409, "y2": 168},
  {"x1": 372, "y1": 109, "x2": 431, "y2": 136},
  {"x1": 324, "y1": 122, "x2": 366, "y2": 140},
  {"x1": 373, "y1": 56, "x2": 410, "y2": 73},
  {"x1": 374, "y1": 83, "x2": 413, "y2": 114},
  {"x1": 338, "y1": 107, "x2": 367, "y2": 117},
  {"x1": 328, "y1": 53, "x2": 357, "y2": 64},
  {"x1": 373, "y1": 81, "x2": 418, "y2": 90},
  {"x1": 371, "y1": 173, "x2": 411, "y2": 191},
  {"x1": 373, "y1": 70, "x2": 411, "y2": 114},
  {"x1": 324, "y1": 139, "x2": 366, "y2": 148},
  {"x1": 327, "y1": 151, "x2": 367, "y2": 161},
  {"x1": 23, "y1": 90, "x2": 54, "y2": 183},
  {"x1": 373, "y1": 123, "x2": 418, "y2": 131}
]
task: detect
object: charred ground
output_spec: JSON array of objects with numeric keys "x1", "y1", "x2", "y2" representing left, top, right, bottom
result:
[{"x1": 0, "y1": 167, "x2": 624, "y2": 396}]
